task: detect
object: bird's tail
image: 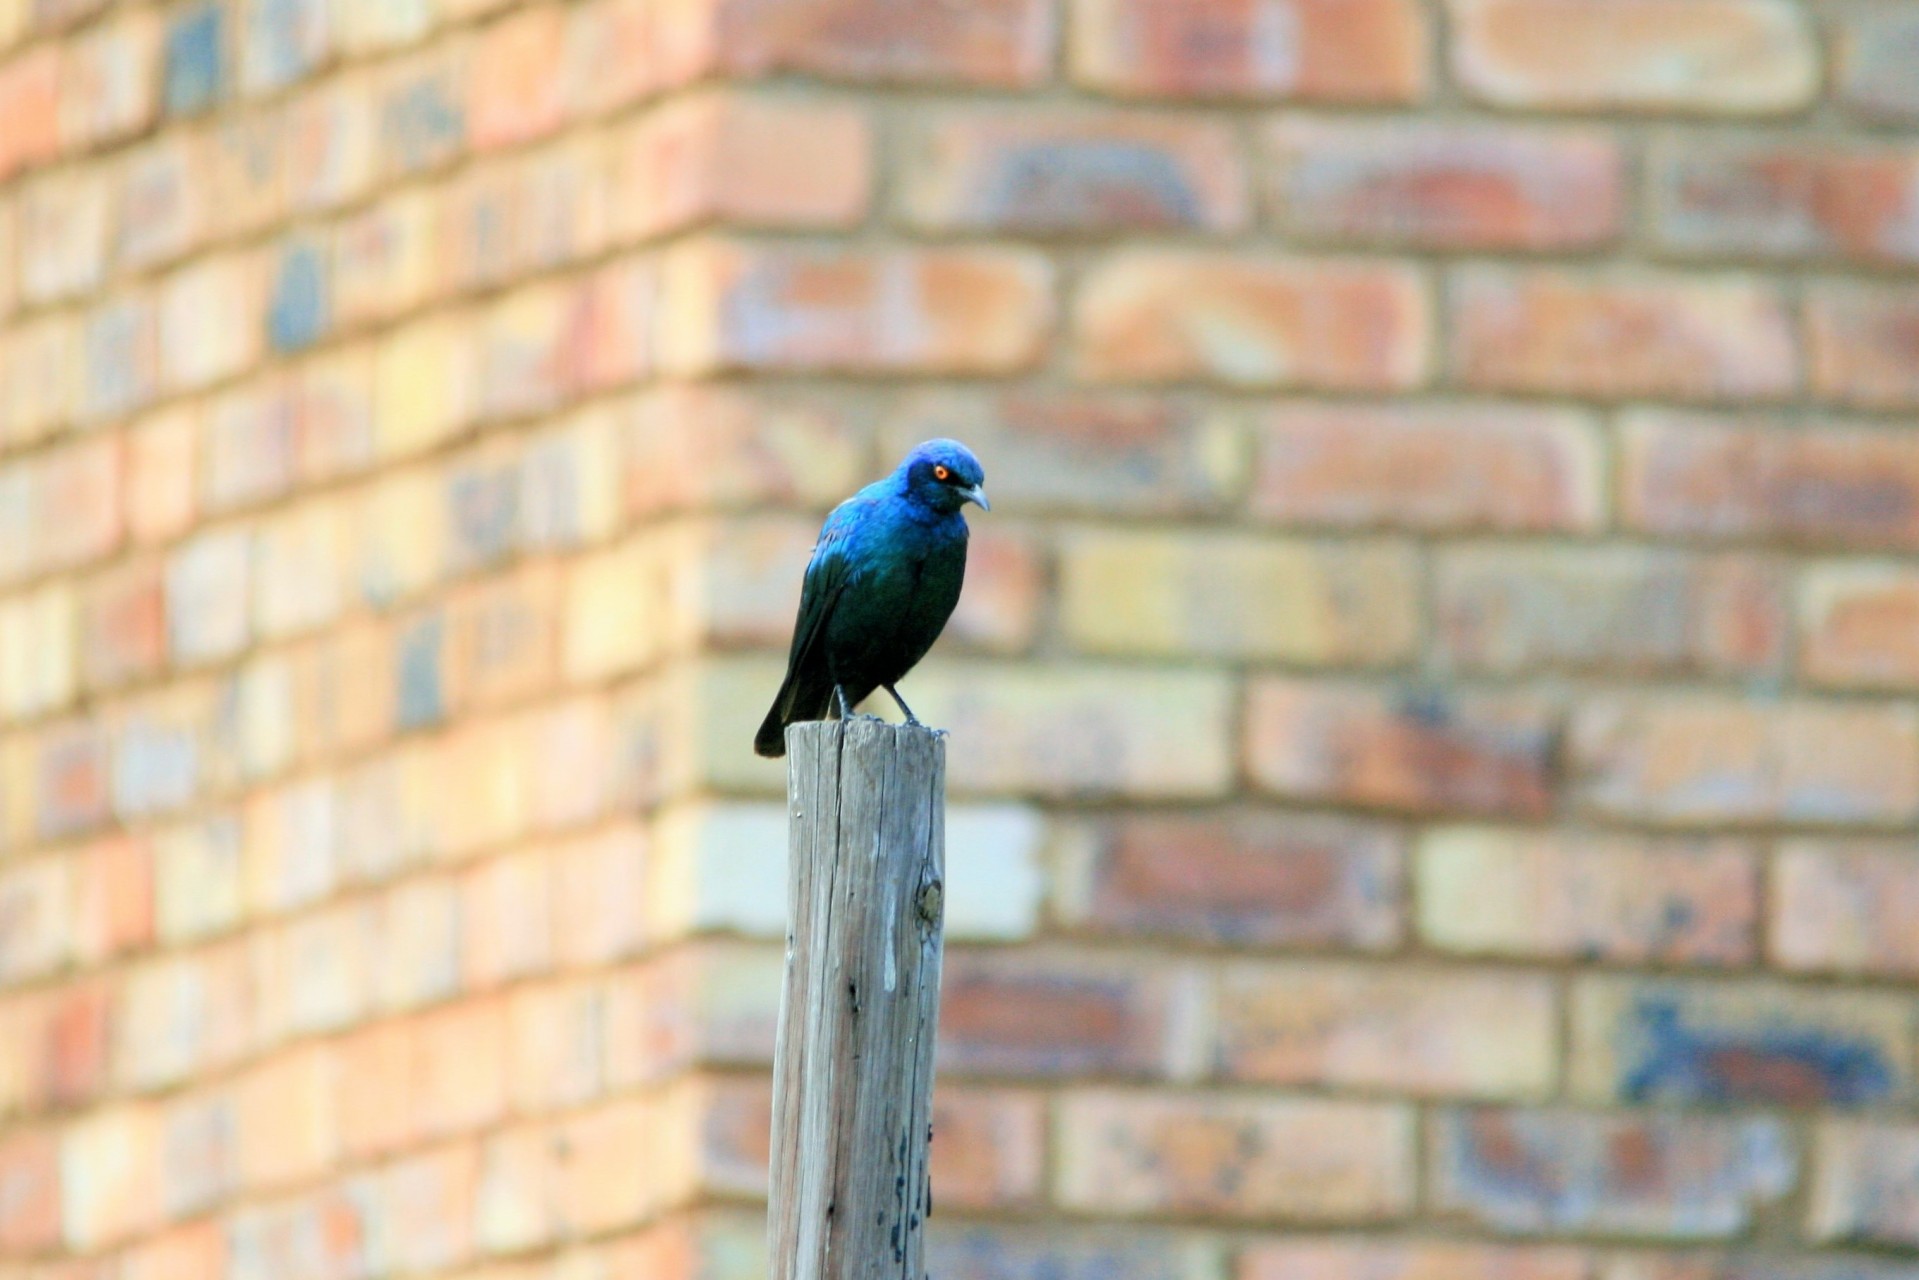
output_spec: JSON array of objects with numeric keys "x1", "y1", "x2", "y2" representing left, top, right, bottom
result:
[{"x1": 753, "y1": 668, "x2": 835, "y2": 758}]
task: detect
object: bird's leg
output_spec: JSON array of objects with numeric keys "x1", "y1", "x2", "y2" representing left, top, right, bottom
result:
[
  {"x1": 834, "y1": 685, "x2": 855, "y2": 720},
  {"x1": 883, "y1": 684, "x2": 923, "y2": 727}
]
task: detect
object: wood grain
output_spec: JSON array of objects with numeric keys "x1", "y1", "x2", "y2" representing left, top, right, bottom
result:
[{"x1": 769, "y1": 719, "x2": 947, "y2": 1280}]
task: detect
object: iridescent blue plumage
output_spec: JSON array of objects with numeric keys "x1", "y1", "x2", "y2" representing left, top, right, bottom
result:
[{"x1": 754, "y1": 440, "x2": 989, "y2": 758}]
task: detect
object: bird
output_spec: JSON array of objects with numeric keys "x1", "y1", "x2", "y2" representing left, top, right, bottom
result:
[{"x1": 754, "y1": 439, "x2": 989, "y2": 758}]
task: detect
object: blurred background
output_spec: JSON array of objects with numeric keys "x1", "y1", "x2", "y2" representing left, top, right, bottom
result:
[{"x1": 4, "y1": 0, "x2": 1919, "y2": 1276}]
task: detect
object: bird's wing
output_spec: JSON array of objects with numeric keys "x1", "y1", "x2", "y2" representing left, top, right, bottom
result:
[{"x1": 779, "y1": 495, "x2": 871, "y2": 675}]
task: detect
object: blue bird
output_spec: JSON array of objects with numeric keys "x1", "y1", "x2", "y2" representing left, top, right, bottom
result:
[{"x1": 755, "y1": 440, "x2": 989, "y2": 759}]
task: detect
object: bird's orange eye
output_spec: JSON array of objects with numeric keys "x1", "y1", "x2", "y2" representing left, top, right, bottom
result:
[{"x1": 934, "y1": 465, "x2": 950, "y2": 481}]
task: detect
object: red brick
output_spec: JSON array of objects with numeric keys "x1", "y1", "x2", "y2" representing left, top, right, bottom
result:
[
  {"x1": 660, "y1": 239, "x2": 1052, "y2": 375},
  {"x1": 1247, "y1": 678, "x2": 1558, "y2": 817},
  {"x1": 1810, "y1": 1120, "x2": 1919, "y2": 1247},
  {"x1": 1433, "y1": 547, "x2": 1785, "y2": 677},
  {"x1": 688, "y1": 0, "x2": 1055, "y2": 88},
  {"x1": 550, "y1": 1097, "x2": 660, "y2": 1233},
  {"x1": 1267, "y1": 118, "x2": 1622, "y2": 250},
  {"x1": 1771, "y1": 841, "x2": 1919, "y2": 978},
  {"x1": 250, "y1": 905, "x2": 375, "y2": 1043},
  {"x1": 1057, "y1": 809, "x2": 1403, "y2": 948},
  {"x1": 1217, "y1": 962, "x2": 1557, "y2": 1099},
  {"x1": 122, "y1": 1221, "x2": 226, "y2": 1280},
  {"x1": 1418, "y1": 827, "x2": 1758, "y2": 967},
  {"x1": 931, "y1": 1086, "x2": 1046, "y2": 1211},
  {"x1": 1244, "y1": 1240, "x2": 1591, "y2": 1280},
  {"x1": 125, "y1": 407, "x2": 198, "y2": 546},
  {"x1": 601, "y1": 942, "x2": 784, "y2": 1086},
  {"x1": 414, "y1": 998, "x2": 510, "y2": 1138},
  {"x1": 1253, "y1": 403, "x2": 1602, "y2": 533},
  {"x1": 373, "y1": 875, "x2": 461, "y2": 1012},
  {"x1": 1837, "y1": 5, "x2": 1919, "y2": 123},
  {"x1": 551, "y1": 824, "x2": 649, "y2": 968},
  {"x1": 938, "y1": 948, "x2": 1206, "y2": 1079},
  {"x1": 1622, "y1": 412, "x2": 1919, "y2": 551},
  {"x1": 1057, "y1": 1089, "x2": 1414, "y2": 1219},
  {"x1": 1449, "y1": 0, "x2": 1817, "y2": 114},
  {"x1": 563, "y1": 0, "x2": 656, "y2": 115},
  {"x1": 116, "y1": 945, "x2": 250, "y2": 1090},
  {"x1": 902, "y1": 106, "x2": 1248, "y2": 233},
  {"x1": 78, "y1": 560, "x2": 168, "y2": 692},
  {"x1": 0, "y1": 855, "x2": 70, "y2": 982},
  {"x1": 0, "y1": 47, "x2": 60, "y2": 180},
  {"x1": 1807, "y1": 283, "x2": 1919, "y2": 410},
  {"x1": 233, "y1": 1045, "x2": 338, "y2": 1191},
  {"x1": 887, "y1": 391, "x2": 1241, "y2": 516},
  {"x1": 474, "y1": 1123, "x2": 559, "y2": 1254},
  {"x1": 0, "y1": 1129, "x2": 59, "y2": 1253},
  {"x1": 1652, "y1": 138, "x2": 1919, "y2": 266},
  {"x1": 1431, "y1": 1107, "x2": 1795, "y2": 1238},
  {"x1": 612, "y1": 90, "x2": 869, "y2": 240},
  {"x1": 1071, "y1": 0, "x2": 1428, "y2": 102},
  {"x1": 506, "y1": 980, "x2": 604, "y2": 1112},
  {"x1": 1077, "y1": 252, "x2": 1429, "y2": 388},
  {"x1": 468, "y1": 7, "x2": 565, "y2": 151},
  {"x1": 1798, "y1": 562, "x2": 1919, "y2": 689},
  {"x1": 948, "y1": 526, "x2": 1045, "y2": 655},
  {"x1": 335, "y1": 1021, "x2": 418, "y2": 1160},
  {"x1": 1572, "y1": 695, "x2": 1919, "y2": 827},
  {"x1": 39, "y1": 435, "x2": 124, "y2": 573},
  {"x1": 1451, "y1": 269, "x2": 1796, "y2": 402},
  {"x1": 381, "y1": 1142, "x2": 480, "y2": 1274},
  {"x1": 71, "y1": 834, "x2": 153, "y2": 964}
]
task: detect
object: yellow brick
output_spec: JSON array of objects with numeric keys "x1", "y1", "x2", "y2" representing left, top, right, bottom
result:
[{"x1": 373, "y1": 314, "x2": 478, "y2": 460}]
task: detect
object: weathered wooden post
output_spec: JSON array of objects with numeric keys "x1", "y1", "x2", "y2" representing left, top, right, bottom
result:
[{"x1": 768, "y1": 718, "x2": 946, "y2": 1280}]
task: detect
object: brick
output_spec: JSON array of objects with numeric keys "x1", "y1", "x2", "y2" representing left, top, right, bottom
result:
[
  {"x1": 266, "y1": 235, "x2": 330, "y2": 353},
  {"x1": 109, "y1": 685, "x2": 211, "y2": 819},
  {"x1": 907, "y1": 663, "x2": 1235, "y2": 798},
  {"x1": 19, "y1": 166, "x2": 109, "y2": 303},
  {"x1": 250, "y1": 905, "x2": 374, "y2": 1042},
  {"x1": 601, "y1": 941, "x2": 783, "y2": 1084},
  {"x1": 1773, "y1": 841, "x2": 1919, "y2": 978},
  {"x1": 80, "y1": 293, "x2": 161, "y2": 425},
  {"x1": 334, "y1": 190, "x2": 437, "y2": 325},
  {"x1": 475, "y1": 282, "x2": 589, "y2": 421},
  {"x1": 938, "y1": 948, "x2": 1206, "y2": 1079},
  {"x1": 1060, "y1": 529, "x2": 1417, "y2": 663},
  {"x1": 1451, "y1": 269, "x2": 1796, "y2": 402},
  {"x1": 1806, "y1": 283, "x2": 1919, "y2": 410},
  {"x1": 166, "y1": 528, "x2": 252, "y2": 666},
  {"x1": 0, "y1": 197, "x2": 13, "y2": 321},
  {"x1": 1057, "y1": 809, "x2": 1401, "y2": 948},
  {"x1": 1622, "y1": 413, "x2": 1919, "y2": 551},
  {"x1": 0, "y1": 583, "x2": 78, "y2": 720},
  {"x1": 125, "y1": 407, "x2": 198, "y2": 545},
  {"x1": 1837, "y1": 5, "x2": 1919, "y2": 123},
  {"x1": 563, "y1": 0, "x2": 655, "y2": 115},
  {"x1": 613, "y1": 90, "x2": 870, "y2": 239},
  {"x1": 1244, "y1": 1241, "x2": 1591, "y2": 1280},
  {"x1": 334, "y1": 1021, "x2": 416, "y2": 1160},
  {"x1": 1247, "y1": 679, "x2": 1557, "y2": 817},
  {"x1": 1572, "y1": 695, "x2": 1919, "y2": 827},
  {"x1": 162, "y1": 3, "x2": 224, "y2": 116},
  {"x1": 696, "y1": 0, "x2": 1054, "y2": 87},
  {"x1": 35, "y1": 719, "x2": 112, "y2": 841},
  {"x1": 660, "y1": 239, "x2": 1052, "y2": 375},
  {"x1": 0, "y1": 46, "x2": 60, "y2": 180},
  {"x1": 375, "y1": 41, "x2": 469, "y2": 178},
  {"x1": 902, "y1": 106, "x2": 1247, "y2": 233},
  {"x1": 23, "y1": 977, "x2": 114, "y2": 1110},
  {"x1": 468, "y1": 6, "x2": 564, "y2": 151},
  {"x1": 159, "y1": 254, "x2": 265, "y2": 393},
  {"x1": 1651, "y1": 138, "x2": 1919, "y2": 266},
  {"x1": 79, "y1": 560, "x2": 165, "y2": 693},
  {"x1": 158, "y1": 1088, "x2": 237, "y2": 1218},
  {"x1": 550, "y1": 1098, "x2": 662, "y2": 1234},
  {"x1": 59, "y1": 1104, "x2": 164, "y2": 1249},
  {"x1": 240, "y1": 0, "x2": 330, "y2": 95},
  {"x1": 1419, "y1": 827, "x2": 1757, "y2": 966},
  {"x1": 0, "y1": 855, "x2": 68, "y2": 983},
  {"x1": 207, "y1": 111, "x2": 290, "y2": 237},
  {"x1": 0, "y1": 313, "x2": 78, "y2": 447},
  {"x1": 551, "y1": 823, "x2": 648, "y2": 968},
  {"x1": 443, "y1": 566, "x2": 558, "y2": 710},
  {"x1": 507, "y1": 980, "x2": 604, "y2": 1112},
  {"x1": 1217, "y1": 962, "x2": 1557, "y2": 1099},
  {"x1": 1434, "y1": 547, "x2": 1784, "y2": 677},
  {"x1": 59, "y1": 10, "x2": 159, "y2": 147},
  {"x1": 41, "y1": 436, "x2": 124, "y2": 576},
  {"x1": 381, "y1": 1143, "x2": 480, "y2": 1274},
  {"x1": 71, "y1": 834, "x2": 154, "y2": 963},
  {"x1": 1077, "y1": 251, "x2": 1428, "y2": 389},
  {"x1": 415, "y1": 998, "x2": 510, "y2": 1138},
  {"x1": 1797, "y1": 562, "x2": 1919, "y2": 689},
  {"x1": 1254, "y1": 402, "x2": 1601, "y2": 533},
  {"x1": 626, "y1": 385, "x2": 869, "y2": 517},
  {"x1": 929, "y1": 1224, "x2": 1221, "y2": 1280},
  {"x1": 225, "y1": 1182, "x2": 378, "y2": 1280},
  {"x1": 201, "y1": 377, "x2": 298, "y2": 515},
  {"x1": 122, "y1": 1221, "x2": 227, "y2": 1280},
  {"x1": 234, "y1": 1045, "x2": 338, "y2": 1190},
  {"x1": 374, "y1": 876, "x2": 461, "y2": 1012},
  {"x1": 474, "y1": 1123, "x2": 558, "y2": 1254},
  {"x1": 118, "y1": 135, "x2": 209, "y2": 272},
  {"x1": 1057, "y1": 1090, "x2": 1414, "y2": 1219},
  {"x1": 152, "y1": 814, "x2": 244, "y2": 943},
  {"x1": 931, "y1": 1087, "x2": 1046, "y2": 1211},
  {"x1": 1570, "y1": 976, "x2": 1911, "y2": 1107},
  {"x1": 1071, "y1": 0, "x2": 1427, "y2": 102},
  {"x1": 1431, "y1": 1107, "x2": 1795, "y2": 1239},
  {"x1": 888, "y1": 391, "x2": 1242, "y2": 516},
  {"x1": 523, "y1": 699, "x2": 614, "y2": 833},
  {"x1": 1810, "y1": 1121, "x2": 1919, "y2": 1248},
  {"x1": 336, "y1": 0, "x2": 433, "y2": 52},
  {"x1": 372, "y1": 314, "x2": 478, "y2": 461},
  {"x1": 1267, "y1": 118, "x2": 1621, "y2": 250},
  {"x1": 1448, "y1": 0, "x2": 1817, "y2": 114}
]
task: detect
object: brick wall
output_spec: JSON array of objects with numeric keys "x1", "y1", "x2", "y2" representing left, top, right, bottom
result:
[{"x1": 4, "y1": 0, "x2": 1919, "y2": 1277}]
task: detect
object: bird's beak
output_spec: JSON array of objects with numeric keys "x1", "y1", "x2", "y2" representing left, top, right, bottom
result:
[{"x1": 961, "y1": 484, "x2": 990, "y2": 511}]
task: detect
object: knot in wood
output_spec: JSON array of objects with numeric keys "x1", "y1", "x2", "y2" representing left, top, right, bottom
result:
[{"x1": 915, "y1": 879, "x2": 943, "y2": 926}]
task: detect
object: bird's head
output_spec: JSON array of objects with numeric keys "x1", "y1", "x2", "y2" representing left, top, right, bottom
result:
[{"x1": 898, "y1": 439, "x2": 989, "y2": 516}]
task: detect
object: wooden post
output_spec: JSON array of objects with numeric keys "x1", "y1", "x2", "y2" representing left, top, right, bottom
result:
[{"x1": 768, "y1": 719, "x2": 947, "y2": 1280}]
